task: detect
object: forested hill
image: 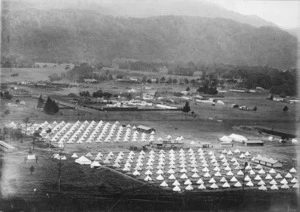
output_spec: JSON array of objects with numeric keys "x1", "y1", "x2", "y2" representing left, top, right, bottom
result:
[{"x1": 2, "y1": 8, "x2": 298, "y2": 69}]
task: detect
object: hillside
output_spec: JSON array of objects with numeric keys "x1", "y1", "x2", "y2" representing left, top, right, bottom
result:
[
  {"x1": 6, "y1": 0, "x2": 277, "y2": 28},
  {"x1": 2, "y1": 8, "x2": 298, "y2": 69}
]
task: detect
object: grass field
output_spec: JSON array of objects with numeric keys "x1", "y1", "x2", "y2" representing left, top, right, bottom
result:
[{"x1": 1, "y1": 68, "x2": 68, "y2": 82}]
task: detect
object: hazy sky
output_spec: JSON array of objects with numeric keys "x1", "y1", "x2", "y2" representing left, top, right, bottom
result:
[{"x1": 211, "y1": 0, "x2": 300, "y2": 29}]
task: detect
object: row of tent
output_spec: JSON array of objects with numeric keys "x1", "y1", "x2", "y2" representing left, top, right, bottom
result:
[
  {"x1": 7, "y1": 121, "x2": 187, "y2": 145},
  {"x1": 70, "y1": 149, "x2": 297, "y2": 192}
]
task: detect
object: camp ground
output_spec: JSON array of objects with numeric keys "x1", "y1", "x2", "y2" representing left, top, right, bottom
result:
[
  {"x1": 6, "y1": 120, "x2": 157, "y2": 145},
  {"x1": 65, "y1": 148, "x2": 298, "y2": 193}
]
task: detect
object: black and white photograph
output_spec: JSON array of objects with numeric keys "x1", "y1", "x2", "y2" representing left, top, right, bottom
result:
[{"x1": 0, "y1": 0, "x2": 299, "y2": 211}]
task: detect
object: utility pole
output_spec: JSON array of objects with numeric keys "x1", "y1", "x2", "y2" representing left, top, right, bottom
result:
[
  {"x1": 242, "y1": 161, "x2": 248, "y2": 201},
  {"x1": 58, "y1": 145, "x2": 64, "y2": 193},
  {"x1": 58, "y1": 149, "x2": 63, "y2": 192}
]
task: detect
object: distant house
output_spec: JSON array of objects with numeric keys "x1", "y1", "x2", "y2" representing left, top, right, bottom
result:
[
  {"x1": 243, "y1": 140, "x2": 264, "y2": 146},
  {"x1": 229, "y1": 89, "x2": 248, "y2": 93},
  {"x1": 83, "y1": 79, "x2": 97, "y2": 83},
  {"x1": 150, "y1": 78, "x2": 157, "y2": 83},
  {"x1": 193, "y1": 71, "x2": 203, "y2": 77},
  {"x1": 34, "y1": 62, "x2": 58, "y2": 68},
  {"x1": 253, "y1": 155, "x2": 282, "y2": 168},
  {"x1": 273, "y1": 97, "x2": 285, "y2": 102},
  {"x1": 129, "y1": 77, "x2": 138, "y2": 82},
  {"x1": 142, "y1": 90, "x2": 156, "y2": 100}
]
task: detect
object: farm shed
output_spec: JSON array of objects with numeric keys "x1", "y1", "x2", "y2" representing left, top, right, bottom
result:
[
  {"x1": 200, "y1": 142, "x2": 213, "y2": 148},
  {"x1": 220, "y1": 142, "x2": 234, "y2": 147},
  {"x1": 228, "y1": 134, "x2": 248, "y2": 142},
  {"x1": 243, "y1": 140, "x2": 264, "y2": 146},
  {"x1": 253, "y1": 155, "x2": 282, "y2": 168},
  {"x1": 136, "y1": 125, "x2": 155, "y2": 134}
]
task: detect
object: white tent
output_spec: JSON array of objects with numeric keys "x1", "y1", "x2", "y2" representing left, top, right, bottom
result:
[
  {"x1": 157, "y1": 169, "x2": 164, "y2": 175},
  {"x1": 265, "y1": 174, "x2": 273, "y2": 180},
  {"x1": 269, "y1": 168, "x2": 276, "y2": 174},
  {"x1": 91, "y1": 161, "x2": 101, "y2": 168},
  {"x1": 185, "y1": 184, "x2": 193, "y2": 191},
  {"x1": 168, "y1": 169, "x2": 175, "y2": 174},
  {"x1": 230, "y1": 177, "x2": 238, "y2": 182},
  {"x1": 219, "y1": 136, "x2": 233, "y2": 143},
  {"x1": 224, "y1": 166, "x2": 231, "y2": 171},
  {"x1": 249, "y1": 170, "x2": 256, "y2": 175},
  {"x1": 222, "y1": 182, "x2": 230, "y2": 188},
  {"x1": 281, "y1": 184, "x2": 290, "y2": 189},
  {"x1": 71, "y1": 153, "x2": 78, "y2": 158},
  {"x1": 275, "y1": 173, "x2": 282, "y2": 179},
  {"x1": 209, "y1": 178, "x2": 216, "y2": 183},
  {"x1": 192, "y1": 173, "x2": 200, "y2": 178},
  {"x1": 86, "y1": 152, "x2": 93, "y2": 157},
  {"x1": 172, "y1": 180, "x2": 180, "y2": 186},
  {"x1": 192, "y1": 167, "x2": 199, "y2": 173},
  {"x1": 289, "y1": 167, "x2": 297, "y2": 173},
  {"x1": 258, "y1": 185, "x2": 267, "y2": 191},
  {"x1": 237, "y1": 170, "x2": 244, "y2": 176},
  {"x1": 227, "y1": 151, "x2": 233, "y2": 155},
  {"x1": 75, "y1": 156, "x2": 91, "y2": 165},
  {"x1": 234, "y1": 181, "x2": 242, "y2": 187},
  {"x1": 202, "y1": 167, "x2": 209, "y2": 172},
  {"x1": 203, "y1": 172, "x2": 211, "y2": 178},
  {"x1": 254, "y1": 175, "x2": 262, "y2": 181},
  {"x1": 226, "y1": 171, "x2": 234, "y2": 176},
  {"x1": 292, "y1": 183, "x2": 299, "y2": 188},
  {"x1": 144, "y1": 175, "x2": 152, "y2": 181},
  {"x1": 234, "y1": 149, "x2": 240, "y2": 154},
  {"x1": 169, "y1": 174, "x2": 176, "y2": 180},
  {"x1": 133, "y1": 170, "x2": 140, "y2": 176},
  {"x1": 246, "y1": 181, "x2": 254, "y2": 187},
  {"x1": 123, "y1": 166, "x2": 130, "y2": 172},
  {"x1": 210, "y1": 183, "x2": 218, "y2": 189},
  {"x1": 198, "y1": 184, "x2": 206, "y2": 190},
  {"x1": 285, "y1": 173, "x2": 292, "y2": 178},
  {"x1": 291, "y1": 177, "x2": 298, "y2": 183},
  {"x1": 270, "y1": 184, "x2": 278, "y2": 190},
  {"x1": 220, "y1": 177, "x2": 227, "y2": 182},
  {"x1": 180, "y1": 173, "x2": 188, "y2": 179},
  {"x1": 196, "y1": 178, "x2": 204, "y2": 184},
  {"x1": 173, "y1": 185, "x2": 181, "y2": 192},
  {"x1": 280, "y1": 178, "x2": 288, "y2": 184},
  {"x1": 269, "y1": 179, "x2": 277, "y2": 185},
  {"x1": 156, "y1": 175, "x2": 164, "y2": 181},
  {"x1": 160, "y1": 181, "x2": 168, "y2": 187},
  {"x1": 184, "y1": 179, "x2": 192, "y2": 185},
  {"x1": 214, "y1": 171, "x2": 222, "y2": 177},
  {"x1": 244, "y1": 175, "x2": 251, "y2": 181},
  {"x1": 145, "y1": 170, "x2": 152, "y2": 175},
  {"x1": 180, "y1": 168, "x2": 187, "y2": 173},
  {"x1": 228, "y1": 134, "x2": 247, "y2": 142}
]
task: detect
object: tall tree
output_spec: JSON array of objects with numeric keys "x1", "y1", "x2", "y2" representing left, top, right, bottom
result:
[
  {"x1": 44, "y1": 97, "x2": 59, "y2": 114},
  {"x1": 182, "y1": 101, "x2": 191, "y2": 115}
]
